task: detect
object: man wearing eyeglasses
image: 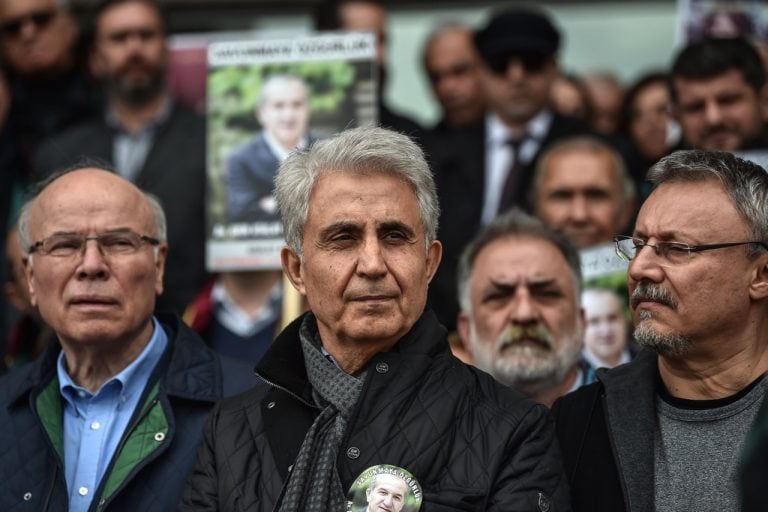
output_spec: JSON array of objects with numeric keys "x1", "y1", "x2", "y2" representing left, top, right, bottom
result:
[
  {"x1": 0, "y1": 165, "x2": 257, "y2": 511},
  {"x1": 552, "y1": 150, "x2": 768, "y2": 512},
  {"x1": 33, "y1": 0, "x2": 207, "y2": 315},
  {"x1": 427, "y1": 7, "x2": 592, "y2": 334}
]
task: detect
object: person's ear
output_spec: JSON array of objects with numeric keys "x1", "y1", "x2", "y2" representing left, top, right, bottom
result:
[
  {"x1": 281, "y1": 246, "x2": 306, "y2": 295},
  {"x1": 22, "y1": 255, "x2": 36, "y2": 307},
  {"x1": 748, "y1": 252, "x2": 768, "y2": 300},
  {"x1": 425, "y1": 240, "x2": 442, "y2": 284}
]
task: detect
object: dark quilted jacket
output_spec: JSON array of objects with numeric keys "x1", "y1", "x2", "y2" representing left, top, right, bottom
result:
[
  {"x1": 0, "y1": 314, "x2": 259, "y2": 512},
  {"x1": 181, "y1": 311, "x2": 571, "y2": 511}
]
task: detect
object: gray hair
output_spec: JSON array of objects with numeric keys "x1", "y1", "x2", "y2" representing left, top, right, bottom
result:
[
  {"x1": 17, "y1": 160, "x2": 167, "y2": 252},
  {"x1": 532, "y1": 135, "x2": 635, "y2": 207},
  {"x1": 422, "y1": 20, "x2": 474, "y2": 63},
  {"x1": 647, "y1": 150, "x2": 768, "y2": 257},
  {"x1": 275, "y1": 126, "x2": 439, "y2": 255},
  {"x1": 457, "y1": 208, "x2": 582, "y2": 312},
  {"x1": 258, "y1": 74, "x2": 308, "y2": 108}
]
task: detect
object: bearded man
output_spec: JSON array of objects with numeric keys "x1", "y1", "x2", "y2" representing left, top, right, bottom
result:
[
  {"x1": 457, "y1": 208, "x2": 592, "y2": 406},
  {"x1": 553, "y1": 150, "x2": 768, "y2": 512}
]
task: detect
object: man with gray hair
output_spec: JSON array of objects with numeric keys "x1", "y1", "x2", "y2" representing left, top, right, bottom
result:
[
  {"x1": 456, "y1": 208, "x2": 592, "y2": 407},
  {"x1": 181, "y1": 126, "x2": 569, "y2": 512},
  {"x1": 553, "y1": 150, "x2": 768, "y2": 511},
  {"x1": 0, "y1": 164, "x2": 256, "y2": 511},
  {"x1": 227, "y1": 73, "x2": 320, "y2": 222},
  {"x1": 532, "y1": 136, "x2": 635, "y2": 249}
]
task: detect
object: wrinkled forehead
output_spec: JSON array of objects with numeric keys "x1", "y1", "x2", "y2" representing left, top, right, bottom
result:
[
  {"x1": 475, "y1": 236, "x2": 578, "y2": 290},
  {"x1": 31, "y1": 169, "x2": 154, "y2": 235}
]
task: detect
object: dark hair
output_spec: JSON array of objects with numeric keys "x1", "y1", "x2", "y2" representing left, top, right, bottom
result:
[
  {"x1": 669, "y1": 37, "x2": 765, "y2": 102},
  {"x1": 619, "y1": 71, "x2": 668, "y2": 133},
  {"x1": 313, "y1": 0, "x2": 384, "y2": 31},
  {"x1": 93, "y1": 0, "x2": 168, "y2": 35}
]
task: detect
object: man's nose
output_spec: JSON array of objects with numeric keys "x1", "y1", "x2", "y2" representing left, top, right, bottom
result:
[
  {"x1": 356, "y1": 238, "x2": 387, "y2": 278},
  {"x1": 510, "y1": 287, "x2": 539, "y2": 325},
  {"x1": 505, "y1": 58, "x2": 526, "y2": 81},
  {"x1": 76, "y1": 239, "x2": 110, "y2": 280},
  {"x1": 627, "y1": 244, "x2": 664, "y2": 285},
  {"x1": 703, "y1": 100, "x2": 723, "y2": 125},
  {"x1": 568, "y1": 195, "x2": 589, "y2": 222}
]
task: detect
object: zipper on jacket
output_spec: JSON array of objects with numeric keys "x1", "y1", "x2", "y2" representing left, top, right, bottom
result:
[{"x1": 255, "y1": 371, "x2": 318, "y2": 409}]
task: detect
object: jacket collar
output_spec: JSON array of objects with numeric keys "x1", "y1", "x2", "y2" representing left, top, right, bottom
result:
[
  {"x1": 5, "y1": 314, "x2": 223, "y2": 409},
  {"x1": 255, "y1": 310, "x2": 449, "y2": 403},
  {"x1": 597, "y1": 348, "x2": 658, "y2": 512}
]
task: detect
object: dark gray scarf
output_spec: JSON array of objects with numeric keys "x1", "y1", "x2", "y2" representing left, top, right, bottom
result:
[{"x1": 278, "y1": 315, "x2": 365, "y2": 512}]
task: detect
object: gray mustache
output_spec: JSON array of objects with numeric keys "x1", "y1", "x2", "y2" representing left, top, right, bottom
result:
[
  {"x1": 630, "y1": 283, "x2": 677, "y2": 309},
  {"x1": 497, "y1": 324, "x2": 553, "y2": 351}
]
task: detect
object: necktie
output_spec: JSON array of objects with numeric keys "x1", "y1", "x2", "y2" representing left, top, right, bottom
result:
[{"x1": 497, "y1": 136, "x2": 527, "y2": 214}]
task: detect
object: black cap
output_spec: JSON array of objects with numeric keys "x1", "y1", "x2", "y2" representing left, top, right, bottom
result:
[{"x1": 474, "y1": 8, "x2": 561, "y2": 65}]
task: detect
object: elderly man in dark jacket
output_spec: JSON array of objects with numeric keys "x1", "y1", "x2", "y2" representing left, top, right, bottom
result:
[
  {"x1": 181, "y1": 126, "x2": 569, "y2": 512},
  {"x1": 0, "y1": 166, "x2": 257, "y2": 512}
]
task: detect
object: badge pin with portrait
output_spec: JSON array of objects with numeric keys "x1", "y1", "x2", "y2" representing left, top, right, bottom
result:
[{"x1": 347, "y1": 464, "x2": 423, "y2": 512}]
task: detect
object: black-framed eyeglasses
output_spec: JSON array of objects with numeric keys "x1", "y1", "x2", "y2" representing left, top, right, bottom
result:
[
  {"x1": 614, "y1": 235, "x2": 768, "y2": 264},
  {"x1": 29, "y1": 231, "x2": 160, "y2": 258},
  {"x1": 0, "y1": 9, "x2": 57, "y2": 38}
]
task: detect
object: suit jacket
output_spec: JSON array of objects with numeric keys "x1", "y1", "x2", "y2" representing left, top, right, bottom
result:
[
  {"x1": 33, "y1": 103, "x2": 208, "y2": 315},
  {"x1": 425, "y1": 113, "x2": 592, "y2": 332},
  {"x1": 226, "y1": 132, "x2": 321, "y2": 223}
]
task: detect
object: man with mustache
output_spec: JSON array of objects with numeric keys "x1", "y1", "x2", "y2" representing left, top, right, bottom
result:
[
  {"x1": 456, "y1": 208, "x2": 592, "y2": 407},
  {"x1": 180, "y1": 127, "x2": 569, "y2": 511},
  {"x1": 0, "y1": 165, "x2": 256, "y2": 511},
  {"x1": 671, "y1": 37, "x2": 768, "y2": 151},
  {"x1": 553, "y1": 150, "x2": 768, "y2": 511},
  {"x1": 33, "y1": 0, "x2": 207, "y2": 315}
]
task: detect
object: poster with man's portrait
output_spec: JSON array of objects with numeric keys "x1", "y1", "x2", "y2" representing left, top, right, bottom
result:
[{"x1": 206, "y1": 33, "x2": 377, "y2": 271}]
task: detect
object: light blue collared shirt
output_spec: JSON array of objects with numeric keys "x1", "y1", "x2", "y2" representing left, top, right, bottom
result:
[{"x1": 57, "y1": 317, "x2": 168, "y2": 512}]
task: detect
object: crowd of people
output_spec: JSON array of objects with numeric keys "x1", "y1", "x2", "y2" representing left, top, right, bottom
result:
[{"x1": 1, "y1": 0, "x2": 768, "y2": 511}]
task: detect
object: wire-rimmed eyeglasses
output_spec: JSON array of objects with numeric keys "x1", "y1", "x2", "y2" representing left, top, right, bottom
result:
[
  {"x1": 29, "y1": 231, "x2": 160, "y2": 258},
  {"x1": 614, "y1": 235, "x2": 767, "y2": 264}
]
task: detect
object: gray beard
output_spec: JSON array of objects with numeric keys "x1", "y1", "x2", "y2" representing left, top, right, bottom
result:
[
  {"x1": 469, "y1": 325, "x2": 583, "y2": 398},
  {"x1": 633, "y1": 311, "x2": 693, "y2": 357}
]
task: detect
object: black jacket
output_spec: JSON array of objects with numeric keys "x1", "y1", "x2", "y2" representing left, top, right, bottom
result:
[
  {"x1": 181, "y1": 311, "x2": 570, "y2": 511},
  {"x1": 552, "y1": 349, "x2": 659, "y2": 512},
  {"x1": 0, "y1": 315, "x2": 258, "y2": 512}
]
